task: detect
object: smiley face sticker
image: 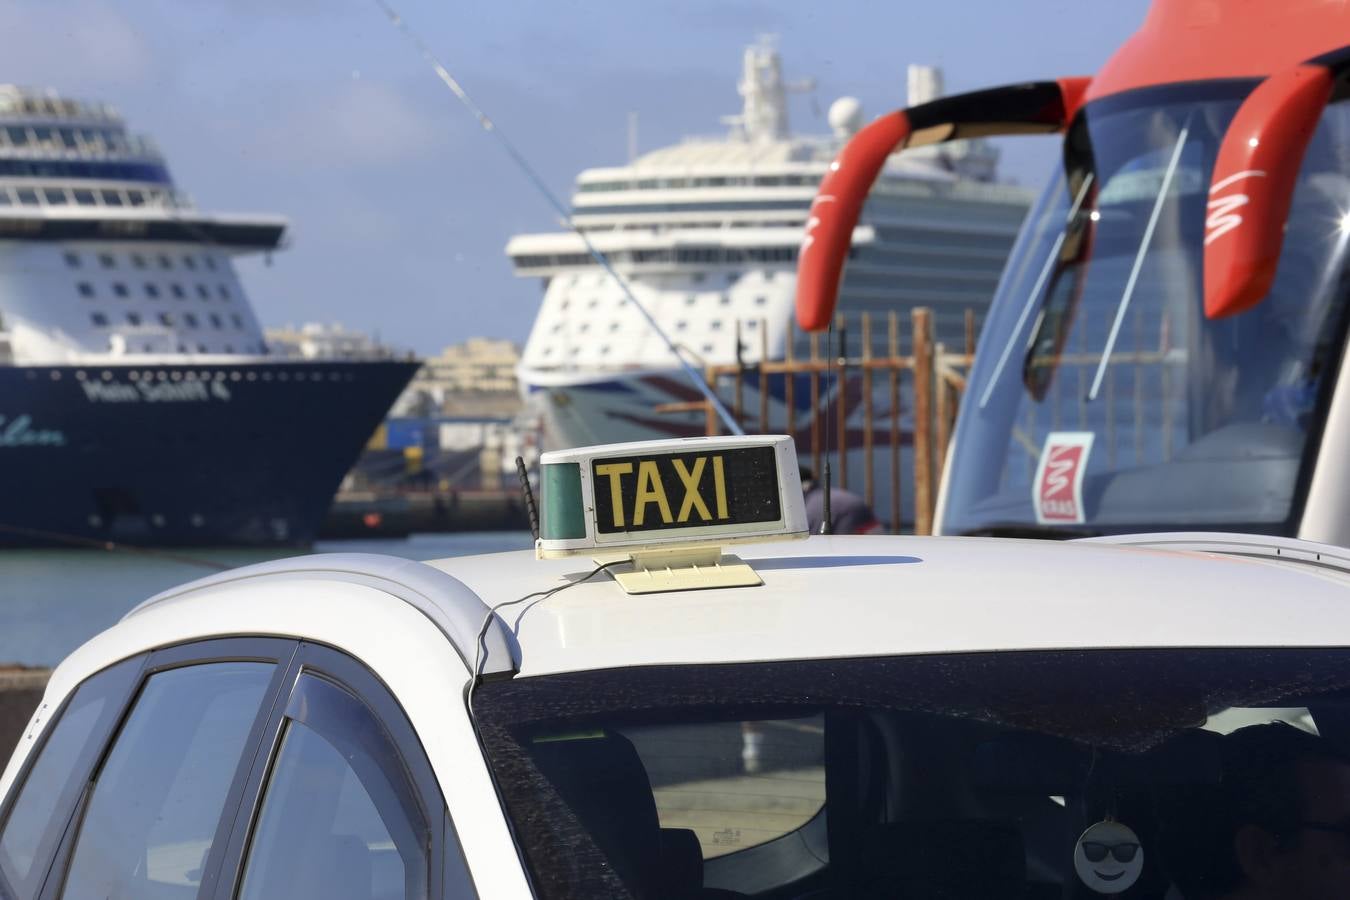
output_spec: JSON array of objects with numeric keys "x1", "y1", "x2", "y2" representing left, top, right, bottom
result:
[{"x1": 1073, "y1": 820, "x2": 1144, "y2": 894}]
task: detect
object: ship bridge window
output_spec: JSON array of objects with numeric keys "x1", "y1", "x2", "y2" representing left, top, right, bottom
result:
[
  {"x1": 0, "y1": 189, "x2": 10, "y2": 206},
  {"x1": 127, "y1": 312, "x2": 142, "y2": 326},
  {"x1": 100, "y1": 190, "x2": 124, "y2": 207},
  {"x1": 73, "y1": 189, "x2": 95, "y2": 206},
  {"x1": 89, "y1": 312, "x2": 108, "y2": 327},
  {"x1": 15, "y1": 189, "x2": 37, "y2": 206},
  {"x1": 43, "y1": 188, "x2": 68, "y2": 206},
  {"x1": 171, "y1": 284, "x2": 185, "y2": 299},
  {"x1": 128, "y1": 191, "x2": 146, "y2": 207},
  {"x1": 77, "y1": 282, "x2": 94, "y2": 298},
  {"x1": 4, "y1": 126, "x2": 27, "y2": 146},
  {"x1": 144, "y1": 283, "x2": 160, "y2": 299},
  {"x1": 112, "y1": 283, "x2": 128, "y2": 298},
  {"x1": 64, "y1": 252, "x2": 81, "y2": 269}
]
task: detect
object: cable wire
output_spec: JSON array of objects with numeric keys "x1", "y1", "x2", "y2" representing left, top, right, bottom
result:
[
  {"x1": 464, "y1": 559, "x2": 625, "y2": 722},
  {"x1": 371, "y1": 0, "x2": 743, "y2": 436}
]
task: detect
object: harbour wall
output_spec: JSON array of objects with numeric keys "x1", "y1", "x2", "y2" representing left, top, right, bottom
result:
[{"x1": 0, "y1": 668, "x2": 50, "y2": 760}]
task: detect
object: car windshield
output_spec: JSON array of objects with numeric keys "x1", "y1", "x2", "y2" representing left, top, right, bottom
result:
[
  {"x1": 941, "y1": 83, "x2": 1350, "y2": 537},
  {"x1": 476, "y1": 648, "x2": 1350, "y2": 899}
]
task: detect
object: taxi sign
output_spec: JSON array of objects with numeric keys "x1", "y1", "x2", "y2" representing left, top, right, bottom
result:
[{"x1": 536, "y1": 435, "x2": 808, "y2": 592}]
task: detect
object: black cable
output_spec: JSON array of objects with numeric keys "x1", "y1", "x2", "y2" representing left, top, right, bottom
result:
[{"x1": 465, "y1": 559, "x2": 626, "y2": 723}]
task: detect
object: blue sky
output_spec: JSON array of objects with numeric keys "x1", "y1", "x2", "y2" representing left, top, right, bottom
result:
[{"x1": 4, "y1": 0, "x2": 1148, "y2": 353}]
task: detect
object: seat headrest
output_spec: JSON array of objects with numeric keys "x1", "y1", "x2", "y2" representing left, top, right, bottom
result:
[
  {"x1": 530, "y1": 733, "x2": 662, "y2": 893},
  {"x1": 660, "y1": 828, "x2": 704, "y2": 896}
]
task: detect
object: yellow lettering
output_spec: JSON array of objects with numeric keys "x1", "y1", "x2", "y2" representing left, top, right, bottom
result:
[
  {"x1": 673, "y1": 457, "x2": 712, "y2": 522},
  {"x1": 594, "y1": 462, "x2": 633, "y2": 527},
  {"x1": 712, "y1": 455, "x2": 729, "y2": 519},
  {"x1": 633, "y1": 460, "x2": 673, "y2": 526}
]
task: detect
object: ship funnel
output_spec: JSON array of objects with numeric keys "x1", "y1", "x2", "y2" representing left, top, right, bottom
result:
[{"x1": 907, "y1": 65, "x2": 944, "y2": 106}]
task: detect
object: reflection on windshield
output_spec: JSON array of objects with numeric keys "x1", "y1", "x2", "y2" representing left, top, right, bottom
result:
[
  {"x1": 944, "y1": 84, "x2": 1350, "y2": 535},
  {"x1": 477, "y1": 650, "x2": 1350, "y2": 900}
]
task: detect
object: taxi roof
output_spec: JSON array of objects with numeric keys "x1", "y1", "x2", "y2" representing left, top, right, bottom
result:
[
  {"x1": 42, "y1": 533, "x2": 1350, "y2": 699},
  {"x1": 427, "y1": 533, "x2": 1350, "y2": 678}
]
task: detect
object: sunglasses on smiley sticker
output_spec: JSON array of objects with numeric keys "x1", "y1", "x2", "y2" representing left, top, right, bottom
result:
[{"x1": 1081, "y1": 841, "x2": 1140, "y2": 864}]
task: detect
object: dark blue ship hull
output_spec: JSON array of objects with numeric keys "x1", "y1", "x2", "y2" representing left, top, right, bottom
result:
[{"x1": 0, "y1": 359, "x2": 418, "y2": 547}]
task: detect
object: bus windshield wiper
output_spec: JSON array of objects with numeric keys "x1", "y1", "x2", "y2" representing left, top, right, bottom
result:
[
  {"x1": 978, "y1": 173, "x2": 1095, "y2": 410},
  {"x1": 1087, "y1": 122, "x2": 1191, "y2": 400}
]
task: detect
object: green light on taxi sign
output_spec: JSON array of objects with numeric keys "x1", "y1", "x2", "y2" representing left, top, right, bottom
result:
[{"x1": 535, "y1": 436, "x2": 808, "y2": 567}]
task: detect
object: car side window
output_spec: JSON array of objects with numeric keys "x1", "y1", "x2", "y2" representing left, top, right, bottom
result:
[
  {"x1": 0, "y1": 657, "x2": 141, "y2": 900},
  {"x1": 57, "y1": 661, "x2": 276, "y2": 900},
  {"x1": 235, "y1": 674, "x2": 429, "y2": 900}
]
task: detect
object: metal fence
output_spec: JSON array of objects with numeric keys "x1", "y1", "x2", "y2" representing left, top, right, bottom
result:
[{"x1": 661, "y1": 307, "x2": 976, "y2": 535}]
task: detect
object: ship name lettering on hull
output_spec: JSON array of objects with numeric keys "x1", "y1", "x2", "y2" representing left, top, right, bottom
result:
[
  {"x1": 0, "y1": 414, "x2": 65, "y2": 447},
  {"x1": 80, "y1": 380, "x2": 233, "y2": 403}
]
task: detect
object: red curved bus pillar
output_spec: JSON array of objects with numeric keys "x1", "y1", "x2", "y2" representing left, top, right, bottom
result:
[
  {"x1": 795, "y1": 78, "x2": 1090, "y2": 333},
  {"x1": 1204, "y1": 64, "x2": 1335, "y2": 319}
]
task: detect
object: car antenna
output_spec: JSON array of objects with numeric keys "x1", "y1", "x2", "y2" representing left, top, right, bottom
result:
[
  {"x1": 515, "y1": 455, "x2": 540, "y2": 541},
  {"x1": 820, "y1": 318, "x2": 835, "y2": 534},
  {"x1": 370, "y1": 0, "x2": 744, "y2": 437}
]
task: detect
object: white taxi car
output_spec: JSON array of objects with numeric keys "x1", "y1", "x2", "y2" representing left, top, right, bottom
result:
[{"x1": 4, "y1": 436, "x2": 1350, "y2": 900}]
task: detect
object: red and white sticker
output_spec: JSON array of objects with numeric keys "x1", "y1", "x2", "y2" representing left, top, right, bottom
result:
[{"x1": 1033, "y1": 431, "x2": 1094, "y2": 525}]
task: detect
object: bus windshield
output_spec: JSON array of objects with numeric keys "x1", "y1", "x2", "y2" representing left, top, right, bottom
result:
[{"x1": 941, "y1": 82, "x2": 1350, "y2": 536}]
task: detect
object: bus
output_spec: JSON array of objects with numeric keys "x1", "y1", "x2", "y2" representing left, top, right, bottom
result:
[{"x1": 797, "y1": 0, "x2": 1350, "y2": 544}]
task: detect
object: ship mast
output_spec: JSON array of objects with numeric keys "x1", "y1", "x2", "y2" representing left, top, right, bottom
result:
[{"x1": 723, "y1": 37, "x2": 815, "y2": 142}]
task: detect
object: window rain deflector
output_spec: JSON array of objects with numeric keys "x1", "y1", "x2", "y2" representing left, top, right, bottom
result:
[
  {"x1": 1087, "y1": 117, "x2": 1193, "y2": 400},
  {"x1": 977, "y1": 172, "x2": 1094, "y2": 409}
]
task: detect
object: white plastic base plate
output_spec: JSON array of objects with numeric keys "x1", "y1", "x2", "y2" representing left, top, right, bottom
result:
[{"x1": 594, "y1": 546, "x2": 763, "y2": 594}]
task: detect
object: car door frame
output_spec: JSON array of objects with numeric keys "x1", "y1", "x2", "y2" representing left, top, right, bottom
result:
[
  {"x1": 32, "y1": 636, "x2": 301, "y2": 900},
  {"x1": 206, "y1": 640, "x2": 472, "y2": 900}
]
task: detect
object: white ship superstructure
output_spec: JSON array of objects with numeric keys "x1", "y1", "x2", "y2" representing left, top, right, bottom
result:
[
  {"x1": 507, "y1": 42, "x2": 1032, "y2": 516},
  {"x1": 0, "y1": 86, "x2": 281, "y2": 365}
]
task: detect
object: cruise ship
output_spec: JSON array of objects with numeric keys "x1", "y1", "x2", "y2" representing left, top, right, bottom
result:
[
  {"x1": 508, "y1": 41, "x2": 1033, "y2": 469},
  {"x1": 0, "y1": 86, "x2": 418, "y2": 547}
]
